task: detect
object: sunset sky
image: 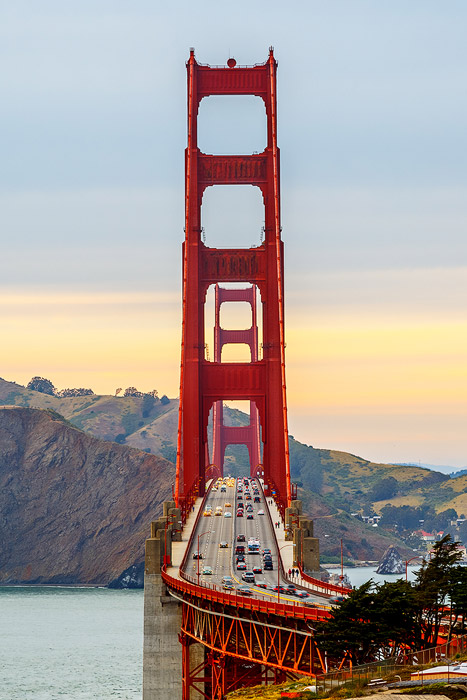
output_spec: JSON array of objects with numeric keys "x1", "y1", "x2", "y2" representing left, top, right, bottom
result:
[{"x1": 1, "y1": 1, "x2": 466, "y2": 468}]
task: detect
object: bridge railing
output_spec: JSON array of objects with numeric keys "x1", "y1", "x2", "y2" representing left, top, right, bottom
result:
[
  {"x1": 163, "y1": 565, "x2": 331, "y2": 621},
  {"x1": 297, "y1": 564, "x2": 352, "y2": 596}
]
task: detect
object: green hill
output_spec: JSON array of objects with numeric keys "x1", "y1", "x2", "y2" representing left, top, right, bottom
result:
[{"x1": 1, "y1": 376, "x2": 464, "y2": 561}]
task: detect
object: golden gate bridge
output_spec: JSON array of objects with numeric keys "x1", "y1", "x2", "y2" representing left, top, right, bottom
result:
[{"x1": 142, "y1": 49, "x2": 349, "y2": 700}]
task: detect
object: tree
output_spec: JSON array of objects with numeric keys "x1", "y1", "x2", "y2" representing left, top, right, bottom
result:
[
  {"x1": 160, "y1": 395, "x2": 170, "y2": 405},
  {"x1": 123, "y1": 387, "x2": 143, "y2": 398},
  {"x1": 413, "y1": 534, "x2": 463, "y2": 648},
  {"x1": 315, "y1": 580, "x2": 418, "y2": 665},
  {"x1": 27, "y1": 376, "x2": 56, "y2": 395},
  {"x1": 369, "y1": 476, "x2": 398, "y2": 502},
  {"x1": 449, "y1": 565, "x2": 467, "y2": 636}
]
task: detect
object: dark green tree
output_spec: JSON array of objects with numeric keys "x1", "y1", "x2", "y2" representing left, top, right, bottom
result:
[
  {"x1": 413, "y1": 534, "x2": 463, "y2": 648},
  {"x1": 315, "y1": 580, "x2": 418, "y2": 665},
  {"x1": 27, "y1": 376, "x2": 56, "y2": 395}
]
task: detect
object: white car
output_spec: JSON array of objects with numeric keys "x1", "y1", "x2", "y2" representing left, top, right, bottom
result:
[
  {"x1": 257, "y1": 509, "x2": 265, "y2": 515},
  {"x1": 224, "y1": 511, "x2": 232, "y2": 518}
]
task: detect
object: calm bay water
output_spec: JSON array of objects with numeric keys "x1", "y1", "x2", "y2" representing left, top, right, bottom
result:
[
  {"x1": 0, "y1": 586, "x2": 143, "y2": 700},
  {"x1": 342, "y1": 564, "x2": 420, "y2": 588}
]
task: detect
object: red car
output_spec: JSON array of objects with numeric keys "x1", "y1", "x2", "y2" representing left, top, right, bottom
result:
[{"x1": 237, "y1": 510, "x2": 243, "y2": 517}]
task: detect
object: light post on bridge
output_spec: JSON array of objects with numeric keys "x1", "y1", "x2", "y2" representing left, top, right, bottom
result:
[
  {"x1": 278, "y1": 543, "x2": 295, "y2": 604},
  {"x1": 197, "y1": 530, "x2": 211, "y2": 586}
]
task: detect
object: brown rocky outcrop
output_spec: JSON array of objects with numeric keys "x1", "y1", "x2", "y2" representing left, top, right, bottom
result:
[{"x1": 0, "y1": 406, "x2": 173, "y2": 584}]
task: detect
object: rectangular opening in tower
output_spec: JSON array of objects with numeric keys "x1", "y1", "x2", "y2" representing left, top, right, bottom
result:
[
  {"x1": 201, "y1": 185, "x2": 264, "y2": 248},
  {"x1": 198, "y1": 95, "x2": 266, "y2": 155}
]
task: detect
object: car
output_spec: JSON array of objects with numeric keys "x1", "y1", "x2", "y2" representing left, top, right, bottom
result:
[
  {"x1": 263, "y1": 554, "x2": 272, "y2": 561},
  {"x1": 262, "y1": 549, "x2": 272, "y2": 556},
  {"x1": 247, "y1": 514, "x2": 254, "y2": 520},
  {"x1": 242, "y1": 572, "x2": 255, "y2": 583},
  {"x1": 245, "y1": 494, "x2": 251, "y2": 500},
  {"x1": 254, "y1": 496, "x2": 261, "y2": 503},
  {"x1": 237, "y1": 495, "x2": 243, "y2": 500},
  {"x1": 236, "y1": 554, "x2": 245, "y2": 563},
  {"x1": 203, "y1": 510, "x2": 211, "y2": 517},
  {"x1": 246, "y1": 505, "x2": 253, "y2": 512},
  {"x1": 255, "y1": 580, "x2": 268, "y2": 589},
  {"x1": 236, "y1": 534, "x2": 246, "y2": 542},
  {"x1": 329, "y1": 595, "x2": 345, "y2": 603},
  {"x1": 223, "y1": 582, "x2": 234, "y2": 590},
  {"x1": 192, "y1": 551, "x2": 203, "y2": 559},
  {"x1": 264, "y1": 561, "x2": 273, "y2": 571},
  {"x1": 252, "y1": 566, "x2": 262, "y2": 574},
  {"x1": 237, "y1": 561, "x2": 247, "y2": 570},
  {"x1": 235, "y1": 545, "x2": 245, "y2": 554},
  {"x1": 224, "y1": 512, "x2": 232, "y2": 518},
  {"x1": 257, "y1": 509, "x2": 265, "y2": 515},
  {"x1": 236, "y1": 511, "x2": 243, "y2": 517},
  {"x1": 222, "y1": 576, "x2": 233, "y2": 584},
  {"x1": 272, "y1": 585, "x2": 287, "y2": 593},
  {"x1": 211, "y1": 486, "x2": 217, "y2": 492},
  {"x1": 219, "y1": 541, "x2": 228, "y2": 548},
  {"x1": 294, "y1": 591, "x2": 309, "y2": 599},
  {"x1": 202, "y1": 566, "x2": 213, "y2": 575},
  {"x1": 225, "y1": 502, "x2": 232, "y2": 507},
  {"x1": 237, "y1": 586, "x2": 252, "y2": 596},
  {"x1": 214, "y1": 509, "x2": 222, "y2": 516},
  {"x1": 286, "y1": 584, "x2": 296, "y2": 591}
]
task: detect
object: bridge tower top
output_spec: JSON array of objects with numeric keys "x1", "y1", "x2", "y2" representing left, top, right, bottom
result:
[{"x1": 175, "y1": 49, "x2": 292, "y2": 519}]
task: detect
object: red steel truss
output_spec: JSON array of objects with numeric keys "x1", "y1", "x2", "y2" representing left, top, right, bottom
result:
[
  {"x1": 211, "y1": 285, "x2": 262, "y2": 477},
  {"x1": 175, "y1": 48, "x2": 292, "y2": 519}
]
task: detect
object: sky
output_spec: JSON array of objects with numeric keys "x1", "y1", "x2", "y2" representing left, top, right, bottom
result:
[{"x1": 1, "y1": 1, "x2": 466, "y2": 468}]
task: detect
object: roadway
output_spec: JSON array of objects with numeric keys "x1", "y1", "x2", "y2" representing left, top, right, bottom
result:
[{"x1": 183, "y1": 476, "x2": 329, "y2": 607}]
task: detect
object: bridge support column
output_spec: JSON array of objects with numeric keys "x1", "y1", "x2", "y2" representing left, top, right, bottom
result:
[
  {"x1": 143, "y1": 511, "x2": 183, "y2": 699},
  {"x1": 294, "y1": 517, "x2": 320, "y2": 576}
]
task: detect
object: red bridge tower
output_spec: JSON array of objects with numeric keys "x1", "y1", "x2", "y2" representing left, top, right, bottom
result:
[{"x1": 174, "y1": 48, "x2": 292, "y2": 516}]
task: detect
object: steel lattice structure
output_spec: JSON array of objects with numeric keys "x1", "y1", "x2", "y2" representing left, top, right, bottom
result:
[{"x1": 174, "y1": 48, "x2": 292, "y2": 520}]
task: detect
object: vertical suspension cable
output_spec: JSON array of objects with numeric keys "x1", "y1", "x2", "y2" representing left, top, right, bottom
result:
[
  {"x1": 175, "y1": 53, "x2": 194, "y2": 507},
  {"x1": 269, "y1": 52, "x2": 292, "y2": 507}
]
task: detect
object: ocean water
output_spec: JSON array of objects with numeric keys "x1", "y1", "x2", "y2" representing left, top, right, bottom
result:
[
  {"x1": 0, "y1": 586, "x2": 143, "y2": 700},
  {"x1": 342, "y1": 564, "x2": 420, "y2": 588}
]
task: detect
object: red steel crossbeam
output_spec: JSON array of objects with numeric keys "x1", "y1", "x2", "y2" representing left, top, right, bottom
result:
[{"x1": 175, "y1": 48, "x2": 292, "y2": 517}]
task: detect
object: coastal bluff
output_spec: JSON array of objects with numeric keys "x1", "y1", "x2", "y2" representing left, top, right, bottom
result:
[{"x1": 0, "y1": 406, "x2": 173, "y2": 584}]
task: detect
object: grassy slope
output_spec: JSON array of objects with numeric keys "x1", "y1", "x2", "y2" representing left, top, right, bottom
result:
[{"x1": 1, "y1": 377, "x2": 463, "y2": 559}]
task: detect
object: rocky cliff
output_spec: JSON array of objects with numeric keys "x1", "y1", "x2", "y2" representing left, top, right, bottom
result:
[{"x1": 0, "y1": 406, "x2": 173, "y2": 584}]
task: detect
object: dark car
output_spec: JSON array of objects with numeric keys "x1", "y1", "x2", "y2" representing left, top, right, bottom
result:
[
  {"x1": 272, "y1": 585, "x2": 287, "y2": 593},
  {"x1": 286, "y1": 584, "x2": 296, "y2": 591},
  {"x1": 236, "y1": 554, "x2": 245, "y2": 563},
  {"x1": 262, "y1": 549, "x2": 272, "y2": 556},
  {"x1": 235, "y1": 545, "x2": 245, "y2": 554},
  {"x1": 252, "y1": 566, "x2": 262, "y2": 574},
  {"x1": 263, "y1": 554, "x2": 272, "y2": 561},
  {"x1": 254, "y1": 496, "x2": 261, "y2": 503},
  {"x1": 247, "y1": 514, "x2": 254, "y2": 520},
  {"x1": 255, "y1": 580, "x2": 268, "y2": 589},
  {"x1": 237, "y1": 534, "x2": 246, "y2": 542},
  {"x1": 264, "y1": 561, "x2": 273, "y2": 571},
  {"x1": 192, "y1": 551, "x2": 203, "y2": 559},
  {"x1": 294, "y1": 590, "x2": 309, "y2": 599},
  {"x1": 329, "y1": 595, "x2": 345, "y2": 603},
  {"x1": 237, "y1": 494, "x2": 243, "y2": 500}
]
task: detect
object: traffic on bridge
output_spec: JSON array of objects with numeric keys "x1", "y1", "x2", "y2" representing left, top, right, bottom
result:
[{"x1": 184, "y1": 476, "x2": 330, "y2": 608}]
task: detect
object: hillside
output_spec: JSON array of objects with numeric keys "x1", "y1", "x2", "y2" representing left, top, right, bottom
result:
[
  {"x1": 0, "y1": 406, "x2": 173, "y2": 584},
  {"x1": 1, "y1": 376, "x2": 465, "y2": 562}
]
